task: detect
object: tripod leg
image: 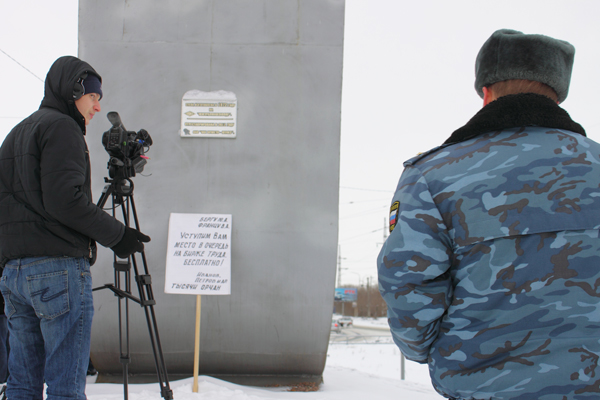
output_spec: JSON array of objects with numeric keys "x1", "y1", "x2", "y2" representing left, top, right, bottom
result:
[
  {"x1": 130, "y1": 254, "x2": 174, "y2": 400},
  {"x1": 123, "y1": 195, "x2": 173, "y2": 399},
  {"x1": 110, "y1": 191, "x2": 132, "y2": 400},
  {"x1": 115, "y1": 259, "x2": 131, "y2": 400}
]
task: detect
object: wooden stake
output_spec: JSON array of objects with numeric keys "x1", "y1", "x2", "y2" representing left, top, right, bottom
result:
[{"x1": 192, "y1": 295, "x2": 201, "y2": 392}]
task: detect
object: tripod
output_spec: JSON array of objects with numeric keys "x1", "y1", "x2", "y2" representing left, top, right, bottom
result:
[{"x1": 93, "y1": 176, "x2": 173, "y2": 400}]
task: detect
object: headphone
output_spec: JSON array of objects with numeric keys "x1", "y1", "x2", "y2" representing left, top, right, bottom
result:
[{"x1": 72, "y1": 72, "x2": 88, "y2": 100}]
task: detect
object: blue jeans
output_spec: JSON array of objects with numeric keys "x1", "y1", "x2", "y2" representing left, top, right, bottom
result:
[
  {"x1": 0, "y1": 257, "x2": 93, "y2": 400},
  {"x1": 0, "y1": 314, "x2": 8, "y2": 383}
]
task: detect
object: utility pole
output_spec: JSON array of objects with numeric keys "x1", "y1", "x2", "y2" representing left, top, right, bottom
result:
[
  {"x1": 366, "y1": 277, "x2": 371, "y2": 318},
  {"x1": 378, "y1": 217, "x2": 389, "y2": 248},
  {"x1": 384, "y1": 216, "x2": 388, "y2": 241},
  {"x1": 337, "y1": 245, "x2": 342, "y2": 288}
]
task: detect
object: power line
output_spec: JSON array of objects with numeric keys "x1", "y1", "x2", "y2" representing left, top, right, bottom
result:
[
  {"x1": 340, "y1": 186, "x2": 393, "y2": 193},
  {"x1": 340, "y1": 198, "x2": 390, "y2": 205},
  {"x1": 0, "y1": 48, "x2": 44, "y2": 82},
  {"x1": 339, "y1": 226, "x2": 385, "y2": 243},
  {"x1": 339, "y1": 205, "x2": 388, "y2": 220}
]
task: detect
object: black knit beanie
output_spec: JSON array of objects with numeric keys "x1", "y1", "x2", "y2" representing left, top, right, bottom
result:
[{"x1": 81, "y1": 75, "x2": 103, "y2": 100}]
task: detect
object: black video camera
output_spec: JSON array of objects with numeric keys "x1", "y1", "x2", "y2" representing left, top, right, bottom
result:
[{"x1": 102, "y1": 112, "x2": 152, "y2": 180}]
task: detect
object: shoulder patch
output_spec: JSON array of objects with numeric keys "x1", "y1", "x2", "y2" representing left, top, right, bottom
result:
[
  {"x1": 403, "y1": 144, "x2": 451, "y2": 167},
  {"x1": 389, "y1": 201, "x2": 400, "y2": 233}
]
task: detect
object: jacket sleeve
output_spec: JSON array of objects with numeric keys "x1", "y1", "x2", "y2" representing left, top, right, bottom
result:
[
  {"x1": 38, "y1": 118, "x2": 124, "y2": 248},
  {"x1": 377, "y1": 165, "x2": 453, "y2": 363}
]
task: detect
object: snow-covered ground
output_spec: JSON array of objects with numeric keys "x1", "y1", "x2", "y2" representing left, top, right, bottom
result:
[{"x1": 78, "y1": 317, "x2": 443, "y2": 400}]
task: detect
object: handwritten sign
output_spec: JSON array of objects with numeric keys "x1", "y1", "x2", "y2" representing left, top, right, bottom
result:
[
  {"x1": 164, "y1": 213, "x2": 232, "y2": 295},
  {"x1": 180, "y1": 90, "x2": 237, "y2": 138}
]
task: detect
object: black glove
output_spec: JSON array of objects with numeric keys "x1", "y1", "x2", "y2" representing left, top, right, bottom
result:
[{"x1": 111, "y1": 227, "x2": 151, "y2": 258}]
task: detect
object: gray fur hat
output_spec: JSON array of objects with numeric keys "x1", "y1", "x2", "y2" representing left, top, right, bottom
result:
[{"x1": 475, "y1": 29, "x2": 575, "y2": 103}]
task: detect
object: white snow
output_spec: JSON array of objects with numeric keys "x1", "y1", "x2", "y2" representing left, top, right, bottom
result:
[
  {"x1": 77, "y1": 317, "x2": 443, "y2": 400},
  {"x1": 182, "y1": 90, "x2": 237, "y2": 100}
]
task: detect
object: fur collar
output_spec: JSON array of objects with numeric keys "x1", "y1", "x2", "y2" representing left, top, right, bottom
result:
[{"x1": 444, "y1": 93, "x2": 585, "y2": 145}]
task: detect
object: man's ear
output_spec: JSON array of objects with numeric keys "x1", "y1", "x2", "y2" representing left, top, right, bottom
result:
[{"x1": 482, "y1": 86, "x2": 493, "y2": 106}]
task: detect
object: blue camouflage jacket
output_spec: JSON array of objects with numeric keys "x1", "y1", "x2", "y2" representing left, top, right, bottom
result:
[{"x1": 378, "y1": 94, "x2": 600, "y2": 399}]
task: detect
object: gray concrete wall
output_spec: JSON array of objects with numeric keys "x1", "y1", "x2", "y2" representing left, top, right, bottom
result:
[{"x1": 78, "y1": 0, "x2": 344, "y2": 383}]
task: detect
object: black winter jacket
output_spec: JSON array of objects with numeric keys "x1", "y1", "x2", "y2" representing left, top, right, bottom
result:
[{"x1": 0, "y1": 56, "x2": 124, "y2": 267}]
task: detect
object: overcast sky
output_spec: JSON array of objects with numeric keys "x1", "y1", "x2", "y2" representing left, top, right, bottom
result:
[
  {"x1": 2, "y1": 1, "x2": 600, "y2": 288},
  {"x1": 339, "y1": 0, "x2": 600, "y2": 287}
]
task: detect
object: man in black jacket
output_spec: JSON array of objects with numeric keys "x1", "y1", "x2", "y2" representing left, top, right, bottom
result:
[{"x1": 0, "y1": 56, "x2": 149, "y2": 399}]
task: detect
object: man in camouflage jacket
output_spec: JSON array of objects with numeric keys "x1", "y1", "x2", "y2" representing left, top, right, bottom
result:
[{"x1": 378, "y1": 29, "x2": 600, "y2": 399}]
